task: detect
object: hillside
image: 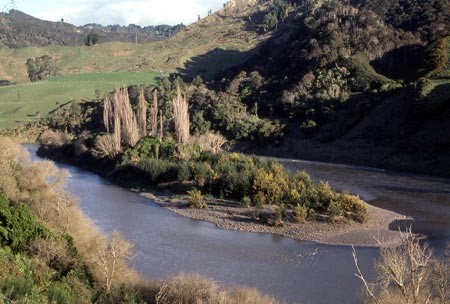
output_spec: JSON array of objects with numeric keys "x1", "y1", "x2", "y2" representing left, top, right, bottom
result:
[
  {"x1": 0, "y1": 10, "x2": 183, "y2": 48},
  {"x1": 190, "y1": 0, "x2": 450, "y2": 176},
  {"x1": 0, "y1": 4, "x2": 270, "y2": 84},
  {"x1": 1, "y1": 0, "x2": 450, "y2": 176}
]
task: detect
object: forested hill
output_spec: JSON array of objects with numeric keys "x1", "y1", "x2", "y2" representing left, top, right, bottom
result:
[
  {"x1": 195, "y1": 0, "x2": 450, "y2": 175},
  {"x1": 0, "y1": 9, "x2": 184, "y2": 48}
]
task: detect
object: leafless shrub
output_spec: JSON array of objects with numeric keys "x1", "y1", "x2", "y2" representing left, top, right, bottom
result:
[
  {"x1": 191, "y1": 131, "x2": 229, "y2": 153},
  {"x1": 38, "y1": 129, "x2": 72, "y2": 147},
  {"x1": 93, "y1": 134, "x2": 120, "y2": 158},
  {"x1": 225, "y1": 287, "x2": 279, "y2": 304},
  {"x1": 157, "y1": 273, "x2": 221, "y2": 304}
]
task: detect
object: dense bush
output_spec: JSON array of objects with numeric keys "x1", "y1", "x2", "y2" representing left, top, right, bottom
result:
[
  {"x1": 335, "y1": 192, "x2": 368, "y2": 223},
  {"x1": 121, "y1": 138, "x2": 368, "y2": 223},
  {"x1": 0, "y1": 194, "x2": 49, "y2": 253}
]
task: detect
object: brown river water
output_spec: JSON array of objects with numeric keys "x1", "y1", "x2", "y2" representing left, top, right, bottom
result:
[{"x1": 26, "y1": 145, "x2": 449, "y2": 304}]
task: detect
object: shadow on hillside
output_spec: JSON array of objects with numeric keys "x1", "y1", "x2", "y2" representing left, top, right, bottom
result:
[
  {"x1": 178, "y1": 47, "x2": 258, "y2": 81},
  {"x1": 371, "y1": 44, "x2": 427, "y2": 81}
]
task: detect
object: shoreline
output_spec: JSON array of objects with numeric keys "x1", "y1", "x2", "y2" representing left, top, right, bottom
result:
[
  {"x1": 139, "y1": 191, "x2": 410, "y2": 247},
  {"x1": 32, "y1": 143, "x2": 411, "y2": 247}
]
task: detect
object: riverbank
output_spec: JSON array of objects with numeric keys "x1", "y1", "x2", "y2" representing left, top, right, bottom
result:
[
  {"x1": 140, "y1": 191, "x2": 408, "y2": 247},
  {"x1": 34, "y1": 142, "x2": 409, "y2": 247}
]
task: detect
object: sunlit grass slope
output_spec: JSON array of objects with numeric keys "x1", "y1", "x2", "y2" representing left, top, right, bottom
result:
[{"x1": 0, "y1": 71, "x2": 160, "y2": 128}]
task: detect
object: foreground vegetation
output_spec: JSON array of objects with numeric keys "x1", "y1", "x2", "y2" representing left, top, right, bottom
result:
[
  {"x1": 354, "y1": 229, "x2": 450, "y2": 304},
  {"x1": 0, "y1": 136, "x2": 279, "y2": 303}
]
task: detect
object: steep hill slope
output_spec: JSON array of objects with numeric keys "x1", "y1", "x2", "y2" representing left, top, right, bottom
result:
[{"x1": 197, "y1": 0, "x2": 450, "y2": 175}]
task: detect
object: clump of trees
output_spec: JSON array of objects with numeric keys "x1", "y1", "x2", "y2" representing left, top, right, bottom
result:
[
  {"x1": 25, "y1": 55, "x2": 57, "y2": 82},
  {"x1": 85, "y1": 32, "x2": 99, "y2": 46},
  {"x1": 118, "y1": 138, "x2": 368, "y2": 224},
  {"x1": 101, "y1": 83, "x2": 191, "y2": 156}
]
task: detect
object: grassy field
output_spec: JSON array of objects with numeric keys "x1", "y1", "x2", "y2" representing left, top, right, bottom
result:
[{"x1": 0, "y1": 71, "x2": 160, "y2": 128}]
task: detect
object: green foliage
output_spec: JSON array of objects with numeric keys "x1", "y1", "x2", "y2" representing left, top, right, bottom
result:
[
  {"x1": 187, "y1": 189, "x2": 205, "y2": 209},
  {"x1": 124, "y1": 137, "x2": 176, "y2": 162},
  {"x1": 46, "y1": 283, "x2": 74, "y2": 304},
  {"x1": 212, "y1": 153, "x2": 260, "y2": 199},
  {"x1": 241, "y1": 196, "x2": 251, "y2": 208},
  {"x1": 136, "y1": 158, "x2": 178, "y2": 183},
  {"x1": 1, "y1": 277, "x2": 34, "y2": 301},
  {"x1": 121, "y1": 141, "x2": 367, "y2": 223},
  {"x1": 335, "y1": 192, "x2": 368, "y2": 223},
  {"x1": 0, "y1": 194, "x2": 49, "y2": 253},
  {"x1": 85, "y1": 32, "x2": 99, "y2": 46},
  {"x1": 252, "y1": 163, "x2": 289, "y2": 205},
  {"x1": 25, "y1": 55, "x2": 57, "y2": 82},
  {"x1": 293, "y1": 204, "x2": 308, "y2": 223}
]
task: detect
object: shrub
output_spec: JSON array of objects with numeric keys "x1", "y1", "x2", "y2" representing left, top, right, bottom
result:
[
  {"x1": 336, "y1": 192, "x2": 368, "y2": 223},
  {"x1": 309, "y1": 181, "x2": 336, "y2": 211},
  {"x1": 136, "y1": 158, "x2": 178, "y2": 183},
  {"x1": 46, "y1": 283, "x2": 74, "y2": 304},
  {"x1": 93, "y1": 134, "x2": 119, "y2": 159},
  {"x1": 0, "y1": 195, "x2": 49, "y2": 253},
  {"x1": 189, "y1": 162, "x2": 215, "y2": 187},
  {"x1": 252, "y1": 163, "x2": 289, "y2": 205},
  {"x1": 241, "y1": 196, "x2": 251, "y2": 208},
  {"x1": 213, "y1": 154, "x2": 259, "y2": 199},
  {"x1": 293, "y1": 204, "x2": 308, "y2": 222},
  {"x1": 226, "y1": 287, "x2": 279, "y2": 304},
  {"x1": 187, "y1": 189, "x2": 205, "y2": 209},
  {"x1": 156, "y1": 273, "x2": 220, "y2": 304},
  {"x1": 1, "y1": 277, "x2": 34, "y2": 301},
  {"x1": 38, "y1": 130, "x2": 72, "y2": 147},
  {"x1": 327, "y1": 201, "x2": 343, "y2": 222}
]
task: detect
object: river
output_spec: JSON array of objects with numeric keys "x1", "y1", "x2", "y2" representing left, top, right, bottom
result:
[{"x1": 25, "y1": 145, "x2": 449, "y2": 304}]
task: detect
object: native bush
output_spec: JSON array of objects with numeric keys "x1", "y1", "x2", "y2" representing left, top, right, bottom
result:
[
  {"x1": 252, "y1": 163, "x2": 290, "y2": 205},
  {"x1": 335, "y1": 192, "x2": 368, "y2": 223},
  {"x1": 211, "y1": 153, "x2": 260, "y2": 199},
  {"x1": 136, "y1": 158, "x2": 178, "y2": 183},
  {"x1": 187, "y1": 189, "x2": 205, "y2": 209},
  {"x1": 0, "y1": 194, "x2": 49, "y2": 253},
  {"x1": 293, "y1": 204, "x2": 308, "y2": 222}
]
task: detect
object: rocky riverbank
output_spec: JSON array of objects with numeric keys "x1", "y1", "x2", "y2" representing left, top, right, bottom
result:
[{"x1": 140, "y1": 192, "x2": 409, "y2": 247}]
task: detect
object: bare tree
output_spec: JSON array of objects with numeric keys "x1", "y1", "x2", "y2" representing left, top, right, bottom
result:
[
  {"x1": 172, "y1": 84, "x2": 190, "y2": 144},
  {"x1": 353, "y1": 228, "x2": 448, "y2": 304},
  {"x1": 159, "y1": 110, "x2": 164, "y2": 140},
  {"x1": 150, "y1": 89, "x2": 158, "y2": 136},
  {"x1": 137, "y1": 86, "x2": 147, "y2": 138},
  {"x1": 96, "y1": 231, "x2": 134, "y2": 293},
  {"x1": 113, "y1": 87, "x2": 139, "y2": 147},
  {"x1": 103, "y1": 93, "x2": 113, "y2": 133}
]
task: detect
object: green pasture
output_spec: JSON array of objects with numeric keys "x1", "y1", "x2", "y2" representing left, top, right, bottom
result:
[{"x1": 0, "y1": 71, "x2": 161, "y2": 128}]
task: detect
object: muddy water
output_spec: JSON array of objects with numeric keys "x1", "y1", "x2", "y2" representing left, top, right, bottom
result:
[{"x1": 26, "y1": 145, "x2": 449, "y2": 303}]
